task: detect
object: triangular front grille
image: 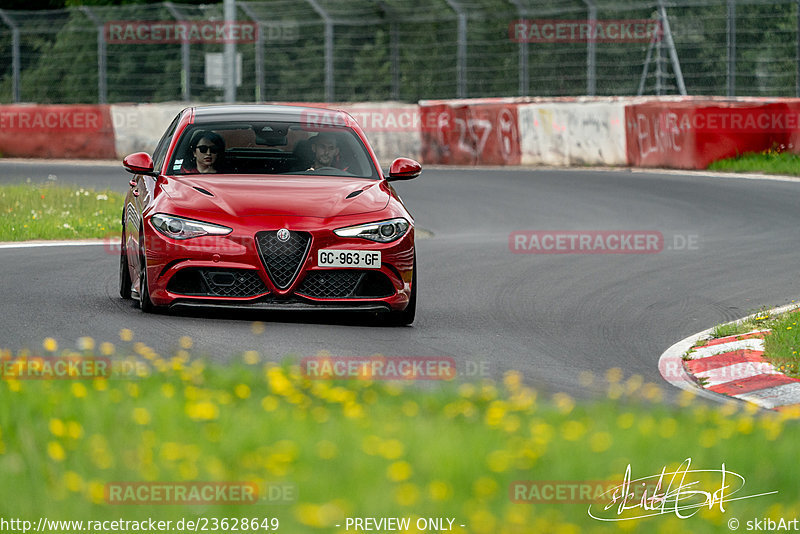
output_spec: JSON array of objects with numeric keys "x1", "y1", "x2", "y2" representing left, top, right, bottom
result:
[{"x1": 255, "y1": 231, "x2": 311, "y2": 289}]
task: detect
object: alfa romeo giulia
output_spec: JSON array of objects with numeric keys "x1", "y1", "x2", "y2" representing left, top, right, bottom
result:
[{"x1": 119, "y1": 105, "x2": 420, "y2": 325}]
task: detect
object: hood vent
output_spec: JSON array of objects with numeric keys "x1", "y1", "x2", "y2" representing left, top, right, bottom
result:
[
  {"x1": 345, "y1": 189, "x2": 365, "y2": 199},
  {"x1": 193, "y1": 186, "x2": 213, "y2": 196}
]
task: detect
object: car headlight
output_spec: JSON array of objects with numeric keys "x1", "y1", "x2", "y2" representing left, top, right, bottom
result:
[
  {"x1": 150, "y1": 213, "x2": 232, "y2": 240},
  {"x1": 334, "y1": 218, "x2": 410, "y2": 243}
]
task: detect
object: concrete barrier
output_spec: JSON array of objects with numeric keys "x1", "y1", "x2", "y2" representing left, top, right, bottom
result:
[
  {"x1": 110, "y1": 102, "x2": 421, "y2": 166},
  {"x1": 9, "y1": 97, "x2": 800, "y2": 172},
  {"x1": 111, "y1": 103, "x2": 187, "y2": 159},
  {"x1": 626, "y1": 98, "x2": 800, "y2": 169},
  {"x1": 518, "y1": 100, "x2": 626, "y2": 166},
  {"x1": 0, "y1": 105, "x2": 115, "y2": 159},
  {"x1": 419, "y1": 98, "x2": 521, "y2": 165},
  {"x1": 335, "y1": 102, "x2": 421, "y2": 165}
]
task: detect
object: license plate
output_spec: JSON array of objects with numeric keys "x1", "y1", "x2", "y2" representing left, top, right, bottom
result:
[{"x1": 318, "y1": 249, "x2": 381, "y2": 268}]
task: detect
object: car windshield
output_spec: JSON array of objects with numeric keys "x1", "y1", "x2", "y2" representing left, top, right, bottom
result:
[{"x1": 168, "y1": 121, "x2": 379, "y2": 179}]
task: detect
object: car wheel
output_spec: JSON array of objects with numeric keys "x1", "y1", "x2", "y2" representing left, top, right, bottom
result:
[
  {"x1": 119, "y1": 214, "x2": 133, "y2": 299},
  {"x1": 138, "y1": 236, "x2": 156, "y2": 313},
  {"x1": 385, "y1": 257, "x2": 416, "y2": 326},
  {"x1": 119, "y1": 241, "x2": 132, "y2": 299}
]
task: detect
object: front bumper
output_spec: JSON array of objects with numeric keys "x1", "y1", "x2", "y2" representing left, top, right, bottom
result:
[
  {"x1": 142, "y1": 217, "x2": 414, "y2": 312},
  {"x1": 169, "y1": 298, "x2": 391, "y2": 313}
]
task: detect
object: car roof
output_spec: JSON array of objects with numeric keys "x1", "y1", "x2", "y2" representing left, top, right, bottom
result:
[{"x1": 190, "y1": 104, "x2": 354, "y2": 126}]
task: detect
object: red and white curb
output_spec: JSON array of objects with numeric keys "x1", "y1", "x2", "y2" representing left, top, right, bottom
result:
[{"x1": 659, "y1": 304, "x2": 800, "y2": 410}]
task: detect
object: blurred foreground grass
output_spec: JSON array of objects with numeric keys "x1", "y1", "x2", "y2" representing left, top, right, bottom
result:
[
  {"x1": 1, "y1": 335, "x2": 799, "y2": 534},
  {"x1": 0, "y1": 183, "x2": 123, "y2": 241}
]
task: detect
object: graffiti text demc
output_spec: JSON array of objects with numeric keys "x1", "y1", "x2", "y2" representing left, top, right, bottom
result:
[{"x1": 636, "y1": 112, "x2": 682, "y2": 158}]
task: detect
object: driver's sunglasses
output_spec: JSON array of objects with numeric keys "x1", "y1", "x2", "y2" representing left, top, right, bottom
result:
[{"x1": 196, "y1": 145, "x2": 220, "y2": 154}]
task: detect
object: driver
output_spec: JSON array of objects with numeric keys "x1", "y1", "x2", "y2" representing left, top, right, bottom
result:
[{"x1": 307, "y1": 132, "x2": 342, "y2": 171}]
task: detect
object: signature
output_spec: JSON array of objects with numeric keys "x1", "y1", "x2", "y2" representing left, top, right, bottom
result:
[{"x1": 587, "y1": 458, "x2": 777, "y2": 521}]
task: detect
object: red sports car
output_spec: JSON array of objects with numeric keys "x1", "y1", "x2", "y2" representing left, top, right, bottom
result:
[{"x1": 119, "y1": 105, "x2": 420, "y2": 325}]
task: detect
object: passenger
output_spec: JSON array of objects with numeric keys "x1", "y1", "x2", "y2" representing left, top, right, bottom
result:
[{"x1": 182, "y1": 131, "x2": 225, "y2": 174}]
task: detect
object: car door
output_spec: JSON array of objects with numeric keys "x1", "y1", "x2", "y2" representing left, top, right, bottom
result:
[{"x1": 127, "y1": 113, "x2": 181, "y2": 280}]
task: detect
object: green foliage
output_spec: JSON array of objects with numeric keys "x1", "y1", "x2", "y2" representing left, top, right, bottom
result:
[
  {"x1": 2, "y1": 1, "x2": 800, "y2": 102},
  {"x1": 761, "y1": 310, "x2": 800, "y2": 377},
  {"x1": 4, "y1": 0, "x2": 216, "y2": 8},
  {"x1": 708, "y1": 147, "x2": 800, "y2": 176},
  {"x1": 18, "y1": 14, "x2": 99, "y2": 104},
  {"x1": 702, "y1": 306, "x2": 800, "y2": 378}
]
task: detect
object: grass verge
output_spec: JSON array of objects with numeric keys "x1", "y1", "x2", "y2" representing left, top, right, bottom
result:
[
  {"x1": 0, "y1": 183, "x2": 123, "y2": 241},
  {"x1": 1, "y1": 335, "x2": 799, "y2": 533},
  {"x1": 699, "y1": 306, "x2": 800, "y2": 377},
  {"x1": 707, "y1": 148, "x2": 800, "y2": 176}
]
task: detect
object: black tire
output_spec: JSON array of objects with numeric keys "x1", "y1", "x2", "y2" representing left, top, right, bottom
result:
[
  {"x1": 119, "y1": 213, "x2": 133, "y2": 299},
  {"x1": 385, "y1": 257, "x2": 416, "y2": 326},
  {"x1": 119, "y1": 238, "x2": 132, "y2": 300},
  {"x1": 139, "y1": 236, "x2": 156, "y2": 313}
]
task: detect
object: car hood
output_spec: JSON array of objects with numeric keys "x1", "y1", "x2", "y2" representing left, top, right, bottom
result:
[{"x1": 159, "y1": 175, "x2": 389, "y2": 218}]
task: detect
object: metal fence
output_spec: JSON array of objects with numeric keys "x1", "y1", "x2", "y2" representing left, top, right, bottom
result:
[{"x1": 0, "y1": 0, "x2": 799, "y2": 104}]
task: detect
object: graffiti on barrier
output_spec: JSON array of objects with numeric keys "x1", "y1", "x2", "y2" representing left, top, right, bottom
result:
[{"x1": 635, "y1": 111, "x2": 682, "y2": 158}]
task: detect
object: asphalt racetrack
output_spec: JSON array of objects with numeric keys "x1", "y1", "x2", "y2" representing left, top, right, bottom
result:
[{"x1": 2, "y1": 160, "x2": 799, "y2": 399}]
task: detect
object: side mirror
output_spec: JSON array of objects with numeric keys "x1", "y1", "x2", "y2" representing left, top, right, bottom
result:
[
  {"x1": 387, "y1": 158, "x2": 421, "y2": 181},
  {"x1": 123, "y1": 152, "x2": 157, "y2": 176}
]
